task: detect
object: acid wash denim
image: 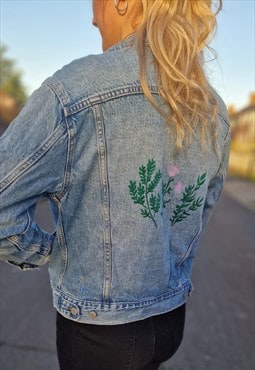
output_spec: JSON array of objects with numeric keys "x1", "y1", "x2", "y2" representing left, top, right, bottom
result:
[{"x1": 0, "y1": 37, "x2": 230, "y2": 325}]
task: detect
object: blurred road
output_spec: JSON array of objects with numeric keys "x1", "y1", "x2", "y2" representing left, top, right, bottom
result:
[{"x1": 0, "y1": 177, "x2": 254, "y2": 370}]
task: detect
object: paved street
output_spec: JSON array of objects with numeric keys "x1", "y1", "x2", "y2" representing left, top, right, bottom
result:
[{"x1": 0, "y1": 177, "x2": 254, "y2": 370}]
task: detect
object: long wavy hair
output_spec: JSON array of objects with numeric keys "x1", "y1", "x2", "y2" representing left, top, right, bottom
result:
[{"x1": 135, "y1": 0, "x2": 222, "y2": 150}]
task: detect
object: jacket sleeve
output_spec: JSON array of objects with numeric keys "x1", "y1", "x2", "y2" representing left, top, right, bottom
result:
[
  {"x1": 202, "y1": 121, "x2": 231, "y2": 231},
  {"x1": 0, "y1": 82, "x2": 68, "y2": 270}
]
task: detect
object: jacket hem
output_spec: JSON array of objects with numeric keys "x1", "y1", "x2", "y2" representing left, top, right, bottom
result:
[{"x1": 51, "y1": 281, "x2": 192, "y2": 325}]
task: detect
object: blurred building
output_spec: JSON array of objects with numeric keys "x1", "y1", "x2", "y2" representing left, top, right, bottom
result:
[{"x1": 228, "y1": 93, "x2": 255, "y2": 180}]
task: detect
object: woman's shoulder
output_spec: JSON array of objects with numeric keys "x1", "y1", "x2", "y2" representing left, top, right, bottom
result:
[
  {"x1": 47, "y1": 47, "x2": 138, "y2": 103},
  {"x1": 53, "y1": 52, "x2": 110, "y2": 85}
]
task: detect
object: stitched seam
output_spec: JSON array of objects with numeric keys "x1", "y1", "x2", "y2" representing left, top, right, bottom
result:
[
  {"x1": 51, "y1": 198, "x2": 68, "y2": 289},
  {"x1": 211, "y1": 133, "x2": 230, "y2": 179},
  {"x1": 150, "y1": 316, "x2": 156, "y2": 364},
  {"x1": 127, "y1": 323, "x2": 136, "y2": 370},
  {"x1": 72, "y1": 322, "x2": 81, "y2": 370},
  {"x1": 54, "y1": 117, "x2": 76, "y2": 200},
  {"x1": 177, "y1": 226, "x2": 202, "y2": 266},
  {"x1": 65, "y1": 86, "x2": 159, "y2": 116},
  {"x1": 45, "y1": 77, "x2": 71, "y2": 108},
  {"x1": 93, "y1": 105, "x2": 112, "y2": 302},
  {"x1": 51, "y1": 281, "x2": 190, "y2": 307}
]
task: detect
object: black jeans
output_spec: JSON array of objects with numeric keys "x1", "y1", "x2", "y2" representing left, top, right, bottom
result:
[{"x1": 56, "y1": 304, "x2": 185, "y2": 370}]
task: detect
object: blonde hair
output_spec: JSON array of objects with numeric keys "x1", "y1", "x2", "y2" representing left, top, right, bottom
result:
[{"x1": 135, "y1": 0, "x2": 222, "y2": 150}]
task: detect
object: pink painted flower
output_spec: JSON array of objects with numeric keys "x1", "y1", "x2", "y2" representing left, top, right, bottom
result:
[
  {"x1": 167, "y1": 165, "x2": 180, "y2": 177},
  {"x1": 174, "y1": 181, "x2": 184, "y2": 194}
]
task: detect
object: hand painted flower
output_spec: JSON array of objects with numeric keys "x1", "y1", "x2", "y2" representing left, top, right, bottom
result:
[
  {"x1": 174, "y1": 181, "x2": 184, "y2": 194},
  {"x1": 167, "y1": 165, "x2": 180, "y2": 177}
]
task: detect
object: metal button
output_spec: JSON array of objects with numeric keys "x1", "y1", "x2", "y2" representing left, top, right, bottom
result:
[
  {"x1": 88, "y1": 311, "x2": 97, "y2": 319},
  {"x1": 70, "y1": 307, "x2": 78, "y2": 315},
  {"x1": 183, "y1": 292, "x2": 188, "y2": 299}
]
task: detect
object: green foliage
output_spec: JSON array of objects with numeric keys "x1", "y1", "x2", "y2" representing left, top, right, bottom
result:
[
  {"x1": 139, "y1": 165, "x2": 147, "y2": 185},
  {"x1": 170, "y1": 173, "x2": 206, "y2": 225},
  {"x1": 195, "y1": 173, "x2": 206, "y2": 190},
  {"x1": 128, "y1": 181, "x2": 145, "y2": 205},
  {"x1": 146, "y1": 159, "x2": 156, "y2": 182},
  {"x1": 129, "y1": 159, "x2": 162, "y2": 227},
  {"x1": 129, "y1": 160, "x2": 207, "y2": 228},
  {"x1": 148, "y1": 170, "x2": 161, "y2": 193},
  {"x1": 149, "y1": 193, "x2": 161, "y2": 214},
  {"x1": 162, "y1": 177, "x2": 174, "y2": 208},
  {"x1": 0, "y1": 45, "x2": 27, "y2": 106}
]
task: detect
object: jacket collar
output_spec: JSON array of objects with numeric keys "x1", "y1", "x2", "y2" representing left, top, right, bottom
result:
[{"x1": 106, "y1": 33, "x2": 136, "y2": 52}]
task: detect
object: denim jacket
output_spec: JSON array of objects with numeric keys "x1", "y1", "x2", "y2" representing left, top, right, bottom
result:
[{"x1": 0, "y1": 37, "x2": 230, "y2": 324}]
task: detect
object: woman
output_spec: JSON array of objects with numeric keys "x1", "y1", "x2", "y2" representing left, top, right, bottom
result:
[{"x1": 0, "y1": 0, "x2": 230, "y2": 369}]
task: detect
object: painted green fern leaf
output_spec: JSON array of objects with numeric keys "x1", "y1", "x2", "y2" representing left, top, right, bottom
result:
[
  {"x1": 129, "y1": 159, "x2": 162, "y2": 227},
  {"x1": 170, "y1": 173, "x2": 207, "y2": 226}
]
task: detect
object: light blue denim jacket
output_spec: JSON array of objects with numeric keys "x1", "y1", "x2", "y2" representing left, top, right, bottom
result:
[{"x1": 0, "y1": 37, "x2": 230, "y2": 324}]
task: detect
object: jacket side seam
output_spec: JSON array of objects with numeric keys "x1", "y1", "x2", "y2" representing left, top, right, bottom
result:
[
  {"x1": 44, "y1": 78, "x2": 76, "y2": 200},
  {"x1": 54, "y1": 117, "x2": 76, "y2": 200},
  {"x1": 211, "y1": 130, "x2": 231, "y2": 180}
]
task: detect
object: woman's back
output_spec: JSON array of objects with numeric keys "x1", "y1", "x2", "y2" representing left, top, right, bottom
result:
[{"x1": 28, "y1": 36, "x2": 230, "y2": 324}]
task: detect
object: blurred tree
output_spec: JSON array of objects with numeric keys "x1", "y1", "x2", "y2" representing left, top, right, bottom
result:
[
  {"x1": 0, "y1": 45, "x2": 28, "y2": 130},
  {"x1": 0, "y1": 45, "x2": 27, "y2": 106}
]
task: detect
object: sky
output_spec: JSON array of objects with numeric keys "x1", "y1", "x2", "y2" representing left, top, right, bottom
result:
[{"x1": 0, "y1": 0, "x2": 254, "y2": 110}]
